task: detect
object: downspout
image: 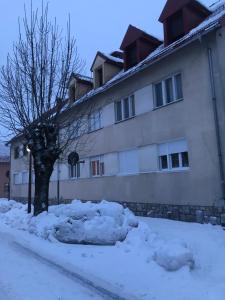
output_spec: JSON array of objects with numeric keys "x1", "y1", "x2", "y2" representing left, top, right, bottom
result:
[
  {"x1": 8, "y1": 144, "x2": 11, "y2": 201},
  {"x1": 207, "y1": 47, "x2": 225, "y2": 201}
]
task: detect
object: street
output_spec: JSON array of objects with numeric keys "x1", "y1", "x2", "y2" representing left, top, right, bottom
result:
[{"x1": 0, "y1": 232, "x2": 104, "y2": 300}]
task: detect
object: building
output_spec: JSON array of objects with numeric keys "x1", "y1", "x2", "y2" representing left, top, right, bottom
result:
[
  {"x1": 0, "y1": 145, "x2": 10, "y2": 199},
  {"x1": 9, "y1": 0, "x2": 225, "y2": 224}
]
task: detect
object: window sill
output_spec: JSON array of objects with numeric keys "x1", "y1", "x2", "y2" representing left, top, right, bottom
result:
[
  {"x1": 158, "y1": 167, "x2": 189, "y2": 173},
  {"x1": 115, "y1": 116, "x2": 135, "y2": 125},
  {"x1": 153, "y1": 98, "x2": 183, "y2": 111}
]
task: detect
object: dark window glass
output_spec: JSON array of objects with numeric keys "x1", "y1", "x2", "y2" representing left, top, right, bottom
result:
[
  {"x1": 171, "y1": 153, "x2": 180, "y2": 168},
  {"x1": 160, "y1": 155, "x2": 168, "y2": 170},
  {"x1": 175, "y1": 74, "x2": 183, "y2": 100},
  {"x1": 181, "y1": 152, "x2": 189, "y2": 168},
  {"x1": 23, "y1": 145, "x2": 28, "y2": 156},
  {"x1": 169, "y1": 11, "x2": 184, "y2": 42},
  {"x1": 14, "y1": 147, "x2": 19, "y2": 159},
  {"x1": 123, "y1": 97, "x2": 130, "y2": 119},
  {"x1": 165, "y1": 77, "x2": 174, "y2": 103},
  {"x1": 100, "y1": 162, "x2": 105, "y2": 176},
  {"x1": 97, "y1": 68, "x2": 103, "y2": 87},
  {"x1": 155, "y1": 82, "x2": 163, "y2": 107},
  {"x1": 115, "y1": 101, "x2": 122, "y2": 122},
  {"x1": 126, "y1": 43, "x2": 137, "y2": 68},
  {"x1": 70, "y1": 164, "x2": 80, "y2": 178},
  {"x1": 130, "y1": 95, "x2": 135, "y2": 117}
]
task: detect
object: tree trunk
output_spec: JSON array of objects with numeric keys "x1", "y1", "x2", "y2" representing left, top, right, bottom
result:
[{"x1": 34, "y1": 170, "x2": 52, "y2": 216}]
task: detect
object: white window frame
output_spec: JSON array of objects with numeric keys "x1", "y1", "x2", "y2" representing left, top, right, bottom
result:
[
  {"x1": 158, "y1": 139, "x2": 189, "y2": 172},
  {"x1": 13, "y1": 173, "x2": 21, "y2": 185},
  {"x1": 153, "y1": 72, "x2": 183, "y2": 108},
  {"x1": 22, "y1": 171, "x2": 29, "y2": 184},
  {"x1": 115, "y1": 94, "x2": 135, "y2": 123},
  {"x1": 88, "y1": 109, "x2": 102, "y2": 132},
  {"x1": 69, "y1": 163, "x2": 81, "y2": 179},
  {"x1": 90, "y1": 156, "x2": 104, "y2": 177}
]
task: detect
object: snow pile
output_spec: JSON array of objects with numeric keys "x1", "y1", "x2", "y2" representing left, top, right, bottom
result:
[
  {"x1": 0, "y1": 199, "x2": 195, "y2": 271},
  {"x1": 120, "y1": 222, "x2": 195, "y2": 271},
  {"x1": 53, "y1": 200, "x2": 138, "y2": 245},
  {"x1": 0, "y1": 199, "x2": 17, "y2": 213},
  {"x1": 153, "y1": 241, "x2": 195, "y2": 271},
  {"x1": 0, "y1": 199, "x2": 138, "y2": 245}
]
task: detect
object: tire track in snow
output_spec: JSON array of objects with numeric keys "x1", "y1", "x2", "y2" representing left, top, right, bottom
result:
[{"x1": 12, "y1": 241, "x2": 137, "y2": 300}]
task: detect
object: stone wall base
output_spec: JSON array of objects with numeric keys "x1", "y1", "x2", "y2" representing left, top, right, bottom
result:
[
  {"x1": 12, "y1": 197, "x2": 225, "y2": 226},
  {"x1": 123, "y1": 202, "x2": 225, "y2": 226}
]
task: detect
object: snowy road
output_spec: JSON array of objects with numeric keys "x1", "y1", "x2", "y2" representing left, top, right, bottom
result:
[{"x1": 0, "y1": 232, "x2": 105, "y2": 300}]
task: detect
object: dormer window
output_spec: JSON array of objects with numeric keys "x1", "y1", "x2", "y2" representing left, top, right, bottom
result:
[
  {"x1": 120, "y1": 25, "x2": 162, "y2": 70},
  {"x1": 91, "y1": 52, "x2": 123, "y2": 89},
  {"x1": 159, "y1": 0, "x2": 211, "y2": 46},
  {"x1": 169, "y1": 10, "x2": 184, "y2": 43},
  {"x1": 96, "y1": 67, "x2": 103, "y2": 87},
  {"x1": 126, "y1": 42, "x2": 137, "y2": 69}
]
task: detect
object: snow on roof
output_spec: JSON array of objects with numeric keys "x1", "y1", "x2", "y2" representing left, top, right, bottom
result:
[
  {"x1": 74, "y1": 73, "x2": 93, "y2": 83},
  {"x1": 68, "y1": 2, "x2": 225, "y2": 109},
  {"x1": 102, "y1": 52, "x2": 124, "y2": 64}
]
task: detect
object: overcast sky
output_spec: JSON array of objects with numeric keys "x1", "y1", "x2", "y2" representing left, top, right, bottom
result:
[{"x1": 0, "y1": 0, "x2": 219, "y2": 142}]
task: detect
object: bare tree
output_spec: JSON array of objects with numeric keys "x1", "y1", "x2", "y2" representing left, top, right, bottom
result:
[{"x1": 0, "y1": 2, "x2": 92, "y2": 215}]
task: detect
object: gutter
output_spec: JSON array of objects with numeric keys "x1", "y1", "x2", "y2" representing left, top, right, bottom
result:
[{"x1": 207, "y1": 47, "x2": 225, "y2": 201}]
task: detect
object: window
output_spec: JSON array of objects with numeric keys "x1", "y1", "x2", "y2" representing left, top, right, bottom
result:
[
  {"x1": 154, "y1": 73, "x2": 183, "y2": 108},
  {"x1": 23, "y1": 144, "x2": 28, "y2": 157},
  {"x1": 13, "y1": 173, "x2": 20, "y2": 185},
  {"x1": 158, "y1": 139, "x2": 189, "y2": 171},
  {"x1": 88, "y1": 110, "x2": 102, "y2": 132},
  {"x1": 155, "y1": 82, "x2": 163, "y2": 107},
  {"x1": 22, "y1": 171, "x2": 28, "y2": 184},
  {"x1": 90, "y1": 156, "x2": 104, "y2": 177},
  {"x1": 119, "y1": 149, "x2": 139, "y2": 175},
  {"x1": 69, "y1": 164, "x2": 80, "y2": 179},
  {"x1": 126, "y1": 42, "x2": 137, "y2": 68},
  {"x1": 169, "y1": 11, "x2": 184, "y2": 42},
  {"x1": 115, "y1": 95, "x2": 135, "y2": 122},
  {"x1": 97, "y1": 67, "x2": 103, "y2": 87},
  {"x1": 14, "y1": 147, "x2": 19, "y2": 159}
]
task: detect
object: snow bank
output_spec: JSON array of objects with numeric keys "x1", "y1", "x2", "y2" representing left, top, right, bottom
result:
[
  {"x1": 120, "y1": 222, "x2": 195, "y2": 271},
  {"x1": 0, "y1": 199, "x2": 17, "y2": 213},
  {"x1": 0, "y1": 199, "x2": 195, "y2": 271},
  {"x1": 153, "y1": 241, "x2": 195, "y2": 271},
  {"x1": 0, "y1": 199, "x2": 138, "y2": 245},
  {"x1": 53, "y1": 200, "x2": 138, "y2": 245}
]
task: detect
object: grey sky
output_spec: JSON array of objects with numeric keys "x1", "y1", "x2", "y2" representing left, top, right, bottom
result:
[{"x1": 0, "y1": 0, "x2": 219, "y2": 142}]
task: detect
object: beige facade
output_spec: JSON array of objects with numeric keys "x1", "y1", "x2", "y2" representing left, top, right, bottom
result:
[{"x1": 9, "y1": 7, "x2": 225, "y2": 223}]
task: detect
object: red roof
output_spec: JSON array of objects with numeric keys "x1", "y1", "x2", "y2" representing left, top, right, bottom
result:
[
  {"x1": 120, "y1": 25, "x2": 162, "y2": 50},
  {"x1": 159, "y1": 0, "x2": 211, "y2": 22}
]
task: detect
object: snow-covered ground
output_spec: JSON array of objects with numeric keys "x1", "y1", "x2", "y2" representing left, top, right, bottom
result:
[{"x1": 0, "y1": 199, "x2": 225, "y2": 300}]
